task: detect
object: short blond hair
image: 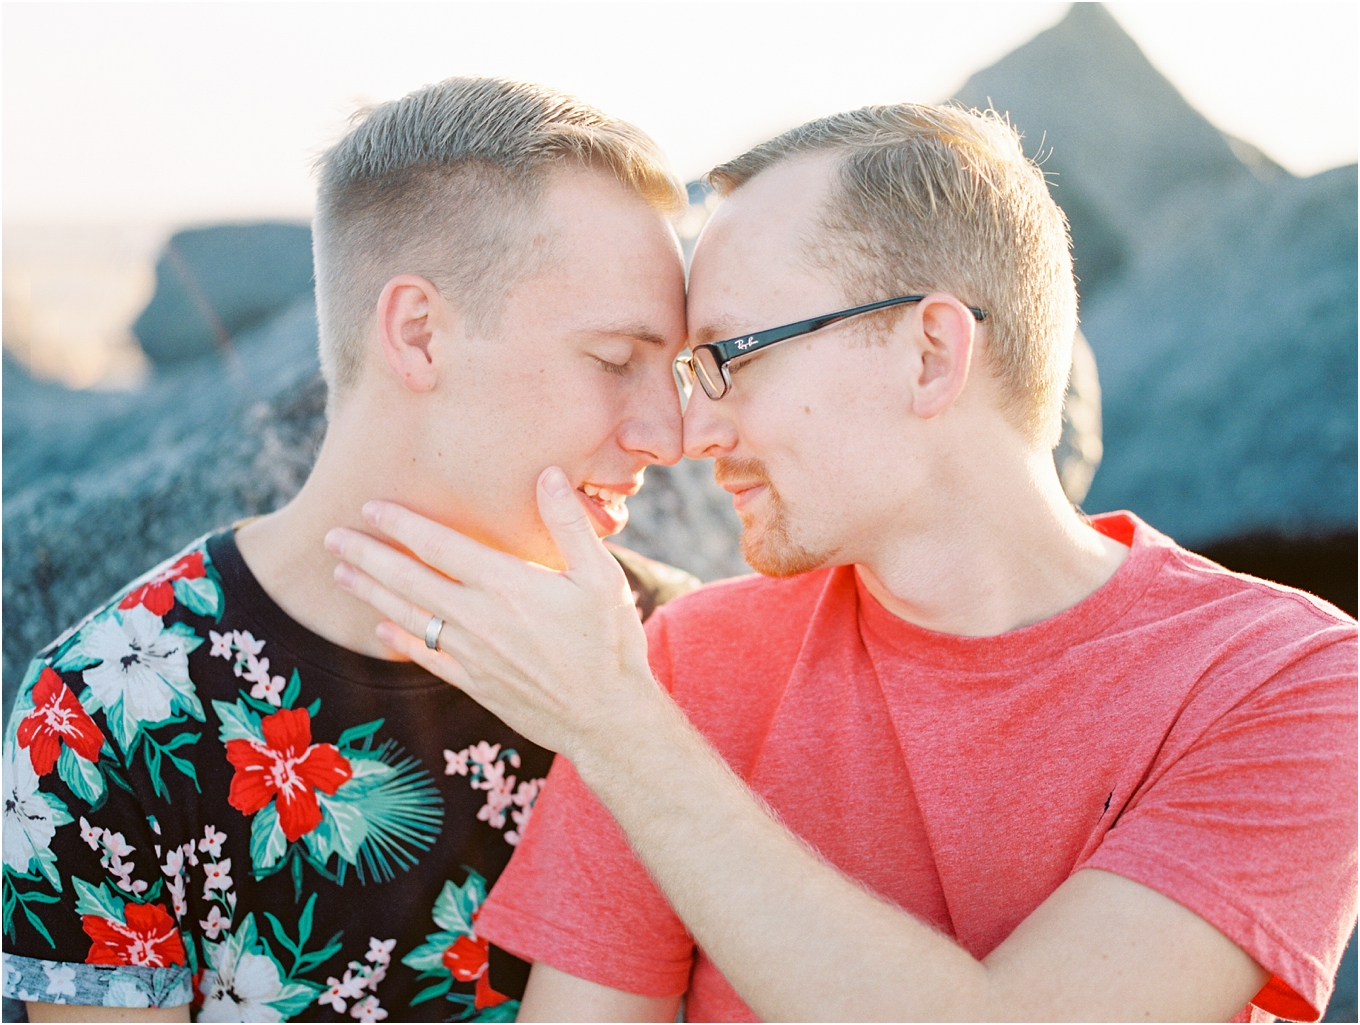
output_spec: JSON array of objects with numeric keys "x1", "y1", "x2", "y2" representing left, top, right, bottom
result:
[
  {"x1": 314, "y1": 77, "x2": 684, "y2": 396},
  {"x1": 709, "y1": 103, "x2": 1076, "y2": 445}
]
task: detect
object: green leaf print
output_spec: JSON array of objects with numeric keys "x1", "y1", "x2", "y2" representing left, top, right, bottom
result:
[
  {"x1": 402, "y1": 931, "x2": 460, "y2": 974},
  {"x1": 251, "y1": 803, "x2": 288, "y2": 871},
  {"x1": 410, "y1": 976, "x2": 454, "y2": 1006},
  {"x1": 338, "y1": 744, "x2": 443, "y2": 885},
  {"x1": 213, "y1": 699, "x2": 264, "y2": 744},
  {"x1": 432, "y1": 871, "x2": 487, "y2": 936},
  {"x1": 268, "y1": 980, "x2": 323, "y2": 1019},
  {"x1": 3, "y1": 867, "x2": 61, "y2": 947},
  {"x1": 3, "y1": 661, "x2": 43, "y2": 747},
  {"x1": 72, "y1": 877, "x2": 127, "y2": 922},
  {"x1": 336, "y1": 718, "x2": 385, "y2": 750},
  {"x1": 57, "y1": 745, "x2": 106, "y2": 806},
  {"x1": 172, "y1": 574, "x2": 223, "y2": 618},
  {"x1": 280, "y1": 669, "x2": 302, "y2": 709},
  {"x1": 310, "y1": 793, "x2": 368, "y2": 864}
]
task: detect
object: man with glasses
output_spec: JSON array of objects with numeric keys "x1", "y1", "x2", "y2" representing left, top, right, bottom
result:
[{"x1": 328, "y1": 103, "x2": 1357, "y2": 1021}]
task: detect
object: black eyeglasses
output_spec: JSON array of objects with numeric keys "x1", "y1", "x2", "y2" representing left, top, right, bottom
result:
[{"x1": 674, "y1": 294, "x2": 988, "y2": 402}]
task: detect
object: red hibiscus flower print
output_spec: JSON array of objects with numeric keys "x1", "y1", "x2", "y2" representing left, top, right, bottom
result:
[
  {"x1": 225, "y1": 707, "x2": 352, "y2": 841},
  {"x1": 119, "y1": 552, "x2": 206, "y2": 616},
  {"x1": 16, "y1": 667, "x2": 104, "y2": 774},
  {"x1": 442, "y1": 933, "x2": 510, "y2": 1010},
  {"x1": 83, "y1": 902, "x2": 187, "y2": 967}
]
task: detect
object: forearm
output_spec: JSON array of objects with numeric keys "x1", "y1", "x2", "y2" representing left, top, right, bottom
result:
[{"x1": 566, "y1": 683, "x2": 994, "y2": 1022}]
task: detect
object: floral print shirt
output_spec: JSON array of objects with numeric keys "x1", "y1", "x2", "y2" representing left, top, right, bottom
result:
[{"x1": 3, "y1": 529, "x2": 696, "y2": 1021}]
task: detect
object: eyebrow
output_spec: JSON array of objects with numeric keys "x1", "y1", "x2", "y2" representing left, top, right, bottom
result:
[
  {"x1": 692, "y1": 320, "x2": 742, "y2": 346},
  {"x1": 585, "y1": 326, "x2": 670, "y2": 347}
]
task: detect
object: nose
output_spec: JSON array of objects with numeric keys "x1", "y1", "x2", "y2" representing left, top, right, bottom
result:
[
  {"x1": 618, "y1": 364, "x2": 685, "y2": 466},
  {"x1": 682, "y1": 385, "x2": 739, "y2": 460}
]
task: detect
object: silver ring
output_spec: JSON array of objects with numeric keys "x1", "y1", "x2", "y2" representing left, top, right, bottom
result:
[{"x1": 424, "y1": 615, "x2": 444, "y2": 651}]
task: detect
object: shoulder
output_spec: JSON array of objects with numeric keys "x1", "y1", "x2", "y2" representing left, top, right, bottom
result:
[
  {"x1": 33, "y1": 531, "x2": 227, "y2": 666},
  {"x1": 1109, "y1": 512, "x2": 1354, "y2": 642},
  {"x1": 1113, "y1": 516, "x2": 1356, "y2": 715}
]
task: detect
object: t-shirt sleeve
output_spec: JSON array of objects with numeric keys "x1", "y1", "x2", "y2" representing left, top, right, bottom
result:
[
  {"x1": 1082, "y1": 630, "x2": 1358, "y2": 1022},
  {"x1": 475, "y1": 610, "x2": 696, "y2": 997},
  {"x1": 2, "y1": 656, "x2": 194, "y2": 1010}
]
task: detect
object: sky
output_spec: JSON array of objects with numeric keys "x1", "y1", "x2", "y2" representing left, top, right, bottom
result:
[{"x1": 3, "y1": 2, "x2": 1357, "y2": 226}]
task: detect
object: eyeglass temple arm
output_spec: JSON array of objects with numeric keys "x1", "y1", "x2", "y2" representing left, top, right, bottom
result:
[{"x1": 706, "y1": 295, "x2": 986, "y2": 362}]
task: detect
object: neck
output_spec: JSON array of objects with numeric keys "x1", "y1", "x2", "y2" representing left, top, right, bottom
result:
[
  {"x1": 855, "y1": 441, "x2": 1128, "y2": 638},
  {"x1": 235, "y1": 400, "x2": 416, "y2": 659}
]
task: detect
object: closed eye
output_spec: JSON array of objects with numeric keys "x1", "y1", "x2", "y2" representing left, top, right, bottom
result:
[{"x1": 593, "y1": 356, "x2": 631, "y2": 375}]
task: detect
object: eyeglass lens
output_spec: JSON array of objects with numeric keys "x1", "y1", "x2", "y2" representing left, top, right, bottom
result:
[{"x1": 692, "y1": 347, "x2": 726, "y2": 400}]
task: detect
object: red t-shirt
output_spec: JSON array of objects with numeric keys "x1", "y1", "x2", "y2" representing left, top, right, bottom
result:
[{"x1": 477, "y1": 513, "x2": 1358, "y2": 1022}]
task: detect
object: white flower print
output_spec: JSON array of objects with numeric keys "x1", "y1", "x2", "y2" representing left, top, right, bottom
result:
[
  {"x1": 317, "y1": 939, "x2": 394, "y2": 1016},
  {"x1": 3, "y1": 745, "x2": 57, "y2": 873},
  {"x1": 336, "y1": 969, "x2": 367, "y2": 1000},
  {"x1": 81, "y1": 606, "x2": 191, "y2": 743},
  {"x1": 102, "y1": 830, "x2": 134, "y2": 858},
  {"x1": 365, "y1": 937, "x2": 396, "y2": 965},
  {"x1": 41, "y1": 962, "x2": 76, "y2": 1001},
  {"x1": 350, "y1": 995, "x2": 387, "y2": 1022},
  {"x1": 200, "y1": 824, "x2": 226, "y2": 859},
  {"x1": 447, "y1": 741, "x2": 545, "y2": 846},
  {"x1": 234, "y1": 631, "x2": 265, "y2": 657},
  {"x1": 200, "y1": 905, "x2": 229, "y2": 940},
  {"x1": 249, "y1": 674, "x2": 285, "y2": 707},
  {"x1": 468, "y1": 741, "x2": 500, "y2": 768},
  {"x1": 79, "y1": 816, "x2": 103, "y2": 850},
  {"x1": 168, "y1": 873, "x2": 188, "y2": 919},
  {"x1": 443, "y1": 748, "x2": 470, "y2": 776},
  {"x1": 198, "y1": 942, "x2": 283, "y2": 1022},
  {"x1": 162, "y1": 847, "x2": 184, "y2": 877},
  {"x1": 203, "y1": 858, "x2": 233, "y2": 897},
  {"x1": 319, "y1": 978, "x2": 349, "y2": 1013},
  {"x1": 209, "y1": 630, "x2": 234, "y2": 660}
]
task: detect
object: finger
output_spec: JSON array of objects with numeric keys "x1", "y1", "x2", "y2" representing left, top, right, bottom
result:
[
  {"x1": 373, "y1": 618, "x2": 477, "y2": 692},
  {"x1": 360, "y1": 501, "x2": 512, "y2": 591},
  {"x1": 325, "y1": 526, "x2": 470, "y2": 619},
  {"x1": 333, "y1": 560, "x2": 436, "y2": 642},
  {"x1": 537, "y1": 467, "x2": 618, "y2": 582}
]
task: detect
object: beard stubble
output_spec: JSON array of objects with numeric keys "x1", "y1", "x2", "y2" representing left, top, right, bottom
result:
[{"x1": 714, "y1": 456, "x2": 836, "y2": 578}]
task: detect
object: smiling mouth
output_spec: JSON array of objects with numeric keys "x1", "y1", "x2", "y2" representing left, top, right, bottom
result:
[{"x1": 580, "y1": 483, "x2": 629, "y2": 517}]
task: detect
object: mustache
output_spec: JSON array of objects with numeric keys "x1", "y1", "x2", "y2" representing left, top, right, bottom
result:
[{"x1": 714, "y1": 457, "x2": 771, "y2": 489}]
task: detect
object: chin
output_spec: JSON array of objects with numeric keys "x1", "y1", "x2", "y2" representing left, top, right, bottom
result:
[{"x1": 739, "y1": 522, "x2": 834, "y2": 578}]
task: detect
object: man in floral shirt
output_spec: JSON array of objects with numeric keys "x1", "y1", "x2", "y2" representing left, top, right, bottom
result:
[{"x1": 3, "y1": 77, "x2": 695, "y2": 1022}]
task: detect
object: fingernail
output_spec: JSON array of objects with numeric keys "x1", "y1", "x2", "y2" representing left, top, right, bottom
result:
[
  {"x1": 361, "y1": 502, "x2": 380, "y2": 525},
  {"x1": 334, "y1": 562, "x2": 355, "y2": 588},
  {"x1": 541, "y1": 466, "x2": 571, "y2": 497},
  {"x1": 323, "y1": 529, "x2": 344, "y2": 555}
]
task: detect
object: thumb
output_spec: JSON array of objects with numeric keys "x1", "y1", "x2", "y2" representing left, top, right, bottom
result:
[{"x1": 537, "y1": 466, "x2": 611, "y2": 575}]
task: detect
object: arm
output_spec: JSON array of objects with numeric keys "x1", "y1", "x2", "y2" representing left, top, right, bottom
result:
[
  {"x1": 325, "y1": 468, "x2": 1270, "y2": 1021},
  {"x1": 27, "y1": 1003, "x2": 190, "y2": 1022},
  {"x1": 518, "y1": 963, "x2": 679, "y2": 1022}
]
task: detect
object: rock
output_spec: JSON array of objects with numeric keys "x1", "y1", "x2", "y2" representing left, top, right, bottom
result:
[
  {"x1": 953, "y1": 3, "x2": 1357, "y2": 548},
  {"x1": 133, "y1": 222, "x2": 314, "y2": 367}
]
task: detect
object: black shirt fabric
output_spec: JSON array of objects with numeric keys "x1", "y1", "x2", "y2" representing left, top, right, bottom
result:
[{"x1": 1, "y1": 529, "x2": 697, "y2": 1021}]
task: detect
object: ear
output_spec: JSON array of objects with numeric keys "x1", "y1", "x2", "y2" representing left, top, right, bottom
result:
[
  {"x1": 909, "y1": 293, "x2": 976, "y2": 420},
  {"x1": 376, "y1": 275, "x2": 446, "y2": 393}
]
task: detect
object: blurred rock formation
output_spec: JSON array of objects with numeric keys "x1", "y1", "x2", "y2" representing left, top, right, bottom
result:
[
  {"x1": 133, "y1": 222, "x2": 314, "y2": 366},
  {"x1": 954, "y1": 3, "x2": 1357, "y2": 616}
]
